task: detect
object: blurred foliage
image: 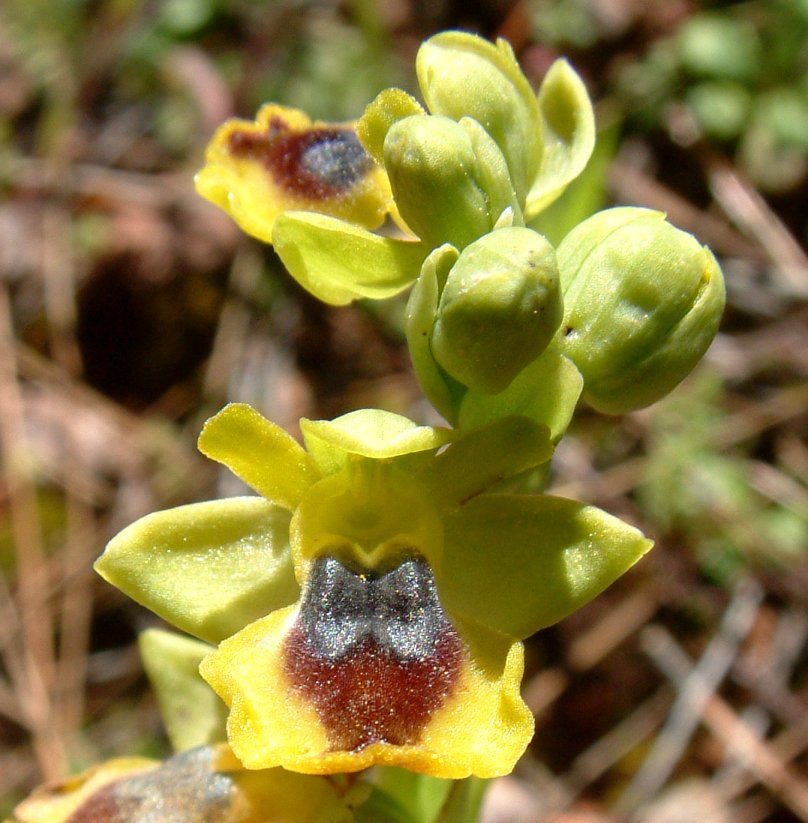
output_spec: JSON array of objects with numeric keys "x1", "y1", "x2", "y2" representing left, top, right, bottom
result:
[
  {"x1": 615, "y1": 0, "x2": 808, "y2": 193},
  {"x1": 638, "y1": 373, "x2": 808, "y2": 585},
  {"x1": 0, "y1": 0, "x2": 807, "y2": 818}
]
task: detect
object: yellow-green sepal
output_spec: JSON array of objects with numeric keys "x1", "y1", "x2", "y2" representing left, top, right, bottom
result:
[
  {"x1": 95, "y1": 497, "x2": 298, "y2": 644},
  {"x1": 458, "y1": 345, "x2": 583, "y2": 444},
  {"x1": 405, "y1": 244, "x2": 464, "y2": 423},
  {"x1": 440, "y1": 494, "x2": 653, "y2": 639},
  {"x1": 138, "y1": 629, "x2": 227, "y2": 752},
  {"x1": 526, "y1": 59, "x2": 596, "y2": 218},
  {"x1": 273, "y1": 212, "x2": 428, "y2": 305}
]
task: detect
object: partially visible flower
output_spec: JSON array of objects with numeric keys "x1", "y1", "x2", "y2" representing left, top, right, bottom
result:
[
  {"x1": 195, "y1": 104, "x2": 394, "y2": 244},
  {"x1": 96, "y1": 404, "x2": 652, "y2": 780},
  {"x1": 6, "y1": 745, "x2": 354, "y2": 823}
]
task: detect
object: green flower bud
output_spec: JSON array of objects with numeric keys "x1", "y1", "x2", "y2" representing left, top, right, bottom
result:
[
  {"x1": 557, "y1": 207, "x2": 725, "y2": 414},
  {"x1": 432, "y1": 227, "x2": 562, "y2": 394},
  {"x1": 383, "y1": 115, "x2": 513, "y2": 249},
  {"x1": 416, "y1": 32, "x2": 542, "y2": 204}
]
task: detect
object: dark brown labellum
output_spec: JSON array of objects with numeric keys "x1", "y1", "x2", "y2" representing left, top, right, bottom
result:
[{"x1": 283, "y1": 555, "x2": 464, "y2": 752}]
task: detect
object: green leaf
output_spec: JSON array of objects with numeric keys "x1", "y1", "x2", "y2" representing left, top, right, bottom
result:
[
  {"x1": 198, "y1": 403, "x2": 319, "y2": 509},
  {"x1": 527, "y1": 59, "x2": 596, "y2": 218},
  {"x1": 138, "y1": 629, "x2": 227, "y2": 752},
  {"x1": 300, "y1": 409, "x2": 451, "y2": 476},
  {"x1": 273, "y1": 212, "x2": 427, "y2": 305},
  {"x1": 96, "y1": 497, "x2": 299, "y2": 644},
  {"x1": 458, "y1": 346, "x2": 583, "y2": 443},
  {"x1": 423, "y1": 417, "x2": 553, "y2": 511},
  {"x1": 440, "y1": 494, "x2": 652, "y2": 639}
]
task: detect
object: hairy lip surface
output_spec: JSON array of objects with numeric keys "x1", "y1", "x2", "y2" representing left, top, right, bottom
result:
[{"x1": 283, "y1": 555, "x2": 464, "y2": 751}]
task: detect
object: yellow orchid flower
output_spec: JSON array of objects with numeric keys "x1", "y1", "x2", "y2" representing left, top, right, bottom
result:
[{"x1": 195, "y1": 104, "x2": 394, "y2": 244}]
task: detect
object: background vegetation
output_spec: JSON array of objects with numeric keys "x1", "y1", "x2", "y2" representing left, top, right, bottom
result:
[{"x1": 0, "y1": 0, "x2": 807, "y2": 819}]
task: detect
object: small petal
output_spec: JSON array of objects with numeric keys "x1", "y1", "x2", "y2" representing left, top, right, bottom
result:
[
  {"x1": 195, "y1": 104, "x2": 393, "y2": 243},
  {"x1": 198, "y1": 403, "x2": 320, "y2": 508},
  {"x1": 300, "y1": 409, "x2": 451, "y2": 475},
  {"x1": 440, "y1": 495, "x2": 653, "y2": 639},
  {"x1": 95, "y1": 497, "x2": 298, "y2": 644},
  {"x1": 200, "y1": 555, "x2": 532, "y2": 779},
  {"x1": 358, "y1": 88, "x2": 426, "y2": 165}
]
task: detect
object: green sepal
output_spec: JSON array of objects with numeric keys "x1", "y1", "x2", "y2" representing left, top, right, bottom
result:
[
  {"x1": 300, "y1": 409, "x2": 452, "y2": 477},
  {"x1": 440, "y1": 494, "x2": 653, "y2": 639},
  {"x1": 198, "y1": 402, "x2": 319, "y2": 509},
  {"x1": 417, "y1": 32, "x2": 542, "y2": 204},
  {"x1": 273, "y1": 212, "x2": 427, "y2": 305},
  {"x1": 138, "y1": 629, "x2": 228, "y2": 752},
  {"x1": 526, "y1": 59, "x2": 596, "y2": 218},
  {"x1": 405, "y1": 245, "x2": 464, "y2": 423},
  {"x1": 458, "y1": 345, "x2": 583, "y2": 443},
  {"x1": 358, "y1": 88, "x2": 426, "y2": 165},
  {"x1": 422, "y1": 417, "x2": 553, "y2": 511},
  {"x1": 95, "y1": 497, "x2": 299, "y2": 644},
  {"x1": 458, "y1": 117, "x2": 523, "y2": 228}
]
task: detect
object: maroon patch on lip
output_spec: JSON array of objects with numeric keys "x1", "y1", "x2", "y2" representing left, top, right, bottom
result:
[
  {"x1": 65, "y1": 781, "x2": 125, "y2": 823},
  {"x1": 284, "y1": 626, "x2": 463, "y2": 751},
  {"x1": 227, "y1": 116, "x2": 372, "y2": 202},
  {"x1": 282, "y1": 555, "x2": 465, "y2": 751}
]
